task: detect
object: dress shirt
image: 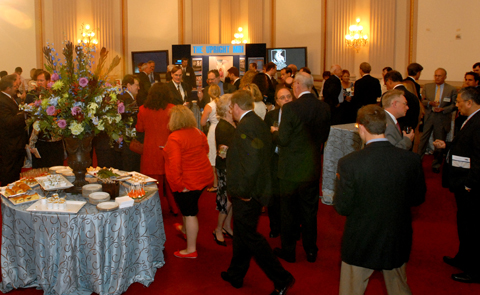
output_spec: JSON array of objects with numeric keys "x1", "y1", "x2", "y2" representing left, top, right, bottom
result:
[
  {"x1": 174, "y1": 82, "x2": 185, "y2": 102},
  {"x1": 297, "y1": 91, "x2": 311, "y2": 98},
  {"x1": 239, "y1": 110, "x2": 253, "y2": 122},
  {"x1": 1, "y1": 91, "x2": 17, "y2": 105},
  {"x1": 335, "y1": 75, "x2": 344, "y2": 103},
  {"x1": 385, "y1": 109, "x2": 398, "y2": 125},
  {"x1": 461, "y1": 109, "x2": 480, "y2": 130},
  {"x1": 366, "y1": 138, "x2": 389, "y2": 145}
]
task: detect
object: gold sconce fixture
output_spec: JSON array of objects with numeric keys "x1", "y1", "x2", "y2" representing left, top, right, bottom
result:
[
  {"x1": 77, "y1": 24, "x2": 98, "y2": 45},
  {"x1": 345, "y1": 18, "x2": 368, "y2": 52},
  {"x1": 231, "y1": 27, "x2": 248, "y2": 44}
]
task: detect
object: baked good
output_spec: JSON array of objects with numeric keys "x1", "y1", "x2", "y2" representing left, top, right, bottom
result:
[
  {"x1": 18, "y1": 182, "x2": 30, "y2": 192},
  {"x1": 4, "y1": 188, "x2": 15, "y2": 197},
  {"x1": 11, "y1": 195, "x2": 25, "y2": 204}
]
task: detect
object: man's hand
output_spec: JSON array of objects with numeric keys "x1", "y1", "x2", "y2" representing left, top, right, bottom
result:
[
  {"x1": 403, "y1": 130, "x2": 415, "y2": 141},
  {"x1": 434, "y1": 107, "x2": 444, "y2": 113},
  {"x1": 433, "y1": 139, "x2": 446, "y2": 149},
  {"x1": 270, "y1": 126, "x2": 278, "y2": 133}
]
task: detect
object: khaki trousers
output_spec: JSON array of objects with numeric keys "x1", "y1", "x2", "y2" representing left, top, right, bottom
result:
[{"x1": 339, "y1": 261, "x2": 412, "y2": 295}]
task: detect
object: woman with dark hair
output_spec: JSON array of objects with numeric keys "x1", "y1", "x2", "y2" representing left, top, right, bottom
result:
[
  {"x1": 164, "y1": 105, "x2": 213, "y2": 258},
  {"x1": 340, "y1": 69, "x2": 357, "y2": 123},
  {"x1": 136, "y1": 83, "x2": 178, "y2": 215}
]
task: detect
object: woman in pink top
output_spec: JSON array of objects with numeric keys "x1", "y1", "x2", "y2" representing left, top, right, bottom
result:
[
  {"x1": 136, "y1": 83, "x2": 178, "y2": 215},
  {"x1": 164, "y1": 105, "x2": 213, "y2": 258}
]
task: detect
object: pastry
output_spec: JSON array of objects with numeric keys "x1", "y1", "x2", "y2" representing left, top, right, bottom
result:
[{"x1": 5, "y1": 188, "x2": 15, "y2": 197}]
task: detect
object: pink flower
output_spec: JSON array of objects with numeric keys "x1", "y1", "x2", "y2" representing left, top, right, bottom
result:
[
  {"x1": 105, "y1": 82, "x2": 112, "y2": 87},
  {"x1": 57, "y1": 119, "x2": 67, "y2": 129},
  {"x1": 71, "y1": 106, "x2": 81, "y2": 116},
  {"x1": 51, "y1": 73, "x2": 60, "y2": 81},
  {"x1": 117, "y1": 136, "x2": 123, "y2": 143},
  {"x1": 117, "y1": 102, "x2": 125, "y2": 114},
  {"x1": 34, "y1": 100, "x2": 41, "y2": 107},
  {"x1": 47, "y1": 82, "x2": 54, "y2": 88},
  {"x1": 46, "y1": 106, "x2": 56, "y2": 116},
  {"x1": 79, "y1": 77, "x2": 89, "y2": 87}
]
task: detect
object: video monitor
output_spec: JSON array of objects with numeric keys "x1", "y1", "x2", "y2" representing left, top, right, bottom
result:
[
  {"x1": 266, "y1": 47, "x2": 307, "y2": 70},
  {"x1": 131, "y1": 50, "x2": 169, "y2": 73}
]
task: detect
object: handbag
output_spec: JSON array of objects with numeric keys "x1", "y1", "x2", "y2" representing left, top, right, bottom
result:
[{"x1": 129, "y1": 139, "x2": 143, "y2": 154}]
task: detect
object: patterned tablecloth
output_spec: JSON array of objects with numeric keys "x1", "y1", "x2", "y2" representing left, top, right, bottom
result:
[
  {"x1": 1, "y1": 187, "x2": 165, "y2": 295},
  {"x1": 322, "y1": 123, "x2": 363, "y2": 204}
]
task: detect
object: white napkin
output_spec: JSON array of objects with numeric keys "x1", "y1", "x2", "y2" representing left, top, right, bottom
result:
[{"x1": 115, "y1": 196, "x2": 134, "y2": 208}]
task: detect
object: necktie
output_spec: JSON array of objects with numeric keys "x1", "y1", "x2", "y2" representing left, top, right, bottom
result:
[
  {"x1": 150, "y1": 73, "x2": 154, "y2": 84},
  {"x1": 177, "y1": 84, "x2": 184, "y2": 101},
  {"x1": 434, "y1": 85, "x2": 441, "y2": 103},
  {"x1": 396, "y1": 122, "x2": 401, "y2": 133}
]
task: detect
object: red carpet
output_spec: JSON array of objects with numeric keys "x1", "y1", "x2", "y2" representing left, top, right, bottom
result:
[{"x1": 3, "y1": 155, "x2": 480, "y2": 294}]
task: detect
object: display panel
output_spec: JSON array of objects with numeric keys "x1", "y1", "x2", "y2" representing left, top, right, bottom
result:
[
  {"x1": 131, "y1": 50, "x2": 169, "y2": 73},
  {"x1": 266, "y1": 47, "x2": 307, "y2": 70}
]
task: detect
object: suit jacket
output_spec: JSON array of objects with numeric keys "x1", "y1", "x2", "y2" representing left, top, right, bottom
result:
[
  {"x1": 264, "y1": 108, "x2": 280, "y2": 128},
  {"x1": 233, "y1": 78, "x2": 241, "y2": 90},
  {"x1": 405, "y1": 76, "x2": 421, "y2": 98},
  {"x1": 182, "y1": 66, "x2": 197, "y2": 90},
  {"x1": 0, "y1": 92, "x2": 28, "y2": 152},
  {"x1": 444, "y1": 110, "x2": 480, "y2": 193},
  {"x1": 385, "y1": 110, "x2": 412, "y2": 150},
  {"x1": 323, "y1": 75, "x2": 342, "y2": 110},
  {"x1": 334, "y1": 140, "x2": 425, "y2": 269},
  {"x1": 394, "y1": 85, "x2": 420, "y2": 130},
  {"x1": 421, "y1": 83, "x2": 457, "y2": 133},
  {"x1": 227, "y1": 111, "x2": 273, "y2": 206},
  {"x1": 136, "y1": 72, "x2": 151, "y2": 107},
  {"x1": 167, "y1": 81, "x2": 192, "y2": 106},
  {"x1": 274, "y1": 93, "x2": 331, "y2": 182},
  {"x1": 354, "y1": 74, "x2": 382, "y2": 107},
  {"x1": 198, "y1": 81, "x2": 235, "y2": 109}
]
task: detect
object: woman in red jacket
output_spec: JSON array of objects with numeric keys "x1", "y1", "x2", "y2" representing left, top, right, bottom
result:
[
  {"x1": 136, "y1": 83, "x2": 178, "y2": 215},
  {"x1": 164, "y1": 105, "x2": 214, "y2": 258}
]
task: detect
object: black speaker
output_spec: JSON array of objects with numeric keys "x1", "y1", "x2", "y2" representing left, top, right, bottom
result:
[
  {"x1": 172, "y1": 44, "x2": 191, "y2": 65},
  {"x1": 245, "y1": 43, "x2": 267, "y2": 60}
]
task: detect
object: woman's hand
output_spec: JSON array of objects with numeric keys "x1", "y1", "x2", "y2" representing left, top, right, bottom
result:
[{"x1": 182, "y1": 187, "x2": 190, "y2": 193}]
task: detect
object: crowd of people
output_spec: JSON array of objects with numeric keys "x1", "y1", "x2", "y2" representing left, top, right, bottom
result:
[{"x1": 1, "y1": 58, "x2": 480, "y2": 294}]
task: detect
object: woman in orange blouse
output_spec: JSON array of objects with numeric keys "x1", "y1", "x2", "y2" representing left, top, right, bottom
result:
[{"x1": 164, "y1": 105, "x2": 214, "y2": 258}]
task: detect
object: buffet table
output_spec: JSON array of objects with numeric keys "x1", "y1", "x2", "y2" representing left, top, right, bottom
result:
[
  {"x1": 0, "y1": 187, "x2": 165, "y2": 295},
  {"x1": 322, "y1": 123, "x2": 363, "y2": 204}
]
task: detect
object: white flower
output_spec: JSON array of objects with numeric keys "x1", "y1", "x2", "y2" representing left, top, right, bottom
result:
[
  {"x1": 69, "y1": 121, "x2": 84, "y2": 135},
  {"x1": 97, "y1": 120, "x2": 105, "y2": 131},
  {"x1": 95, "y1": 96, "x2": 103, "y2": 104},
  {"x1": 115, "y1": 113, "x2": 121, "y2": 123},
  {"x1": 92, "y1": 116, "x2": 99, "y2": 126},
  {"x1": 33, "y1": 121, "x2": 41, "y2": 132},
  {"x1": 87, "y1": 102, "x2": 98, "y2": 114}
]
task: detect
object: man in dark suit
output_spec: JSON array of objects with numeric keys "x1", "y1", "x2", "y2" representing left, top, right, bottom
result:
[
  {"x1": 227, "y1": 66, "x2": 241, "y2": 90},
  {"x1": 335, "y1": 104, "x2": 426, "y2": 294},
  {"x1": 383, "y1": 89, "x2": 415, "y2": 150},
  {"x1": 0, "y1": 75, "x2": 28, "y2": 185},
  {"x1": 354, "y1": 62, "x2": 382, "y2": 108},
  {"x1": 147, "y1": 61, "x2": 160, "y2": 84},
  {"x1": 198, "y1": 69, "x2": 234, "y2": 109},
  {"x1": 264, "y1": 88, "x2": 293, "y2": 238},
  {"x1": 222, "y1": 90, "x2": 295, "y2": 295},
  {"x1": 271, "y1": 72, "x2": 331, "y2": 263},
  {"x1": 417, "y1": 68, "x2": 457, "y2": 173},
  {"x1": 323, "y1": 64, "x2": 343, "y2": 125},
  {"x1": 136, "y1": 62, "x2": 153, "y2": 107},
  {"x1": 265, "y1": 62, "x2": 278, "y2": 107},
  {"x1": 384, "y1": 70, "x2": 420, "y2": 131},
  {"x1": 168, "y1": 65, "x2": 192, "y2": 106},
  {"x1": 181, "y1": 57, "x2": 196, "y2": 90},
  {"x1": 405, "y1": 62, "x2": 423, "y2": 98},
  {"x1": 434, "y1": 87, "x2": 480, "y2": 284}
]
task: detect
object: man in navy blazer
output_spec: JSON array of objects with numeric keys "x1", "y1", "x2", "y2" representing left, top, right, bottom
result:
[
  {"x1": 271, "y1": 72, "x2": 331, "y2": 263},
  {"x1": 353, "y1": 62, "x2": 382, "y2": 108}
]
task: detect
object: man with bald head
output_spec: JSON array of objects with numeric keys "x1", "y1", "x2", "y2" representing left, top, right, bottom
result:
[
  {"x1": 323, "y1": 64, "x2": 344, "y2": 125},
  {"x1": 417, "y1": 68, "x2": 457, "y2": 173}
]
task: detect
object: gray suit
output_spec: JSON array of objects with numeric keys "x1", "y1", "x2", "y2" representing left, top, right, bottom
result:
[
  {"x1": 417, "y1": 83, "x2": 457, "y2": 168},
  {"x1": 385, "y1": 111, "x2": 412, "y2": 150}
]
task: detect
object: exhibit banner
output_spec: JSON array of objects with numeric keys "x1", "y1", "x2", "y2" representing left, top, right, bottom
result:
[{"x1": 191, "y1": 44, "x2": 245, "y2": 56}]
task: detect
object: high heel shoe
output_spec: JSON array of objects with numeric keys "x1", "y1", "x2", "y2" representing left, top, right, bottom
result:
[
  {"x1": 222, "y1": 228, "x2": 233, "y2": 239},
  {"x1": 213, "y1": 231, "x2": 227, "y2": 246},
  {"x1": 174, "y1": 223, "x2": 187, "y2": 240}
]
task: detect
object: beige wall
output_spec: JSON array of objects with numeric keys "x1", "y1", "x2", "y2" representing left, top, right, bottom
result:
[{"x1": 0, "y1": 0, "x2": 37, "y2": 75}]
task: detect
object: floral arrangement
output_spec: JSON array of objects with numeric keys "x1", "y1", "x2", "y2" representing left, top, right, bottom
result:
[{"x1": 25, "y1": 40, "x2": 135, "y2": 144}]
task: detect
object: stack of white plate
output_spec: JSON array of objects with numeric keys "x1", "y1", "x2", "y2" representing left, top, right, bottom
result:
[
  {"x1": 49, "y1": 166, "x2": 67, "y2": 174},
  {"x1": 82, "y1": 184, "x2": 102, "y2": 198},
  {"x1": 59, "y1": 169, "x2": 75, "y2": 183},
  {"x1": 88, "y1": 192, "x2": 110, "y2": 205}
]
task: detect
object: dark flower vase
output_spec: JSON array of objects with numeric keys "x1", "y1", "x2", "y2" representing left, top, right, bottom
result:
[{"x1": 64, "y1": 135, "x2": 94, "y2": 194}]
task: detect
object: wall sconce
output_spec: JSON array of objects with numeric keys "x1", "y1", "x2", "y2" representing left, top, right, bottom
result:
[
  {"x1": 345, "y1": 18, "x2": 368, "y2": 52},
  {"x1": 231, "y1": 27, "x2": 247, "y2": 44},
  {"x1": 77, "y1": 24, "x2": 98, "y2": 45}
]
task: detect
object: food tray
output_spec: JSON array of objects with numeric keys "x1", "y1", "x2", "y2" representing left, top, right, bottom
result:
[
  {"x1": 124, "y1": 172, "x2": 157, "y2": 185},
  {"x1": 1, "y1": 193, "x2": 42, "y2": 206},
  {"x1": 26, "y1": 200, "x2": 87, "y2": 214},
  {"x1": 35, "y1": 175, "x2": 74, "y2": 191},
  {"x1": 17, "y1": 178, "x2": 40, "y2": 188}
]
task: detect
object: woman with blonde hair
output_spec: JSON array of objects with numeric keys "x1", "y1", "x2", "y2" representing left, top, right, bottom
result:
[
  {"x1": 243, "y1": 83, "x2": 267, "y2": 119},
  {"x1": 238, "y1": 70, "x2": 257, "y2": 90},
  {"x1": 200, "y1": 84, "x2": 221, "y2": 192},
  {"x1": 164, "y1": 105, "x2": 214, "y2": 258}
]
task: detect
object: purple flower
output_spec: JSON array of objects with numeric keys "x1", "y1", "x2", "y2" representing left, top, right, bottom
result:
[
  {"x1": 46, "y1": 106, "x2": 56, "y2": 116},
  {"x1": 79, "y1": 77, "x2": 89, "y2": 87},
  {"x1": 117, "y1": 102, "x2": 125, "y2": 114},
  {"x1": 71, "y1": 106, "x2": 81, "y2": 116},
  {"x1": 51, "y1": 73, "x2": 60, "y2": 81},
  {"x1": 57, "y1": 119, "x2": 67, "y2": 129},
  {"x1": 34, "y1": 100, "x2": 41, "y2": 107},
  {"x1": 47, "y1": 82, "x2": 54, "y2": 88}
]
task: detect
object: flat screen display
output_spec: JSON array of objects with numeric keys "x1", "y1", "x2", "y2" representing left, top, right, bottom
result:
[
  {"x1": 131, "y1": 50, "x2": 169, "y2": 73},
  {"x1": 267, "y1": 47, "x2": 307, "y2": 70}
]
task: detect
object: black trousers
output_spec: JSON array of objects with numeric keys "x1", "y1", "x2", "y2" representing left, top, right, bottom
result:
[
  {"x1": 32, "y1": 140, "x2": 65, "y2": 168},
  {"x1": 0, "y1": 148, "x2": 25, "y2": 185},
  {"x1": 280, "y1": 179, "x2": 319, "y2": 257},
  {"x1": 227, "y1": 197, "x2": 291, "y2": 289},
  {"x1": 268, "y1": 153, "x2": 281, "y2": 234},
  {"x1": 454, "y1": 189, "x2": 480, "y2": 274}
]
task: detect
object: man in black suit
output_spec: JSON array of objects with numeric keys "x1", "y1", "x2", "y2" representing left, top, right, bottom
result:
[
  {"x1": 384, "y1": 70, "x2": 420, "y2": 131},
  {"x1": 323, "y1": 64, "x2": 343, "y2": 125},
  {"x1": 147, "y1": 61, "x2": 160, "y2": 84},
  {"x1": 335, "y1": 104, "x2": 426, "y2": 294},
  {"x1": 222, "y1": 90, "x2": 295, "y2": 295},
  {"x1": 227, "y1": 66, "x2": 241, "y2": 90},
  {"x1": 405, "y1": 62, "x2": 423, "y2": 99},
  {"x1": 0, "y1": 75, "x2": 28, "y2": 185},
  {"x1": 354, "y1": 62, "x2": 382, "y2": 108},
  {"x1": 434, "y1": 87, "x2": 480, "y2": 284},
  {"x1": 264, "y1": 88, "x2": 293, "y2": 238},
  {"x1": 198, "y1": 69, "x2": 234, "y2": 109},
  {"x1": 264, "y1": 62, "x2": 278, "y2": 107},
  {"x1": 168, "y1": 65, "x2": 191, "y2": 106},
  {"x1": 136, "y1": 62, "x2": 154, "y2": 107},
  {"x1": 181, "y1": 57, "x2": 196, "y2": 90},
  {"x1": 271, "y1": 72, "x2": 331, "y2": 263}
]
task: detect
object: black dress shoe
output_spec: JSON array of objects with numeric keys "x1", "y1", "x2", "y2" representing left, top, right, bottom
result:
[
  {"x1": 273, "y1": 247, "x2": 295, "y2": 263},
  {"x1": 221, "y1": 271, "x2": 243, "y2": 288},
  {"x1": 306, "y1": 252, "x2": 317, "y2": 263},
  {"x1": 269, "y1": 231, "x2": 279, "y2": 238},
  {"x1": 271, "y1": 275, "x2": 295, "y2": 295},
  {"x1": 452, "y1": 272, "x2": 480, "y2": 284},
  {"x1": 443, "y1": 256, "x2": 465, "y2": 270}
]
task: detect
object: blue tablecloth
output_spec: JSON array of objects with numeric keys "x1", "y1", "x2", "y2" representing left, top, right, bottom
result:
[{"x1": 1, "y1": 189, "x2": 165, "y2": 295}]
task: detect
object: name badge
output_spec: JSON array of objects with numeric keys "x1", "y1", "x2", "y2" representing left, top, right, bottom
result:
[
  {"x1": 452, "y1": 155, "x2": 470, "y2": 169},
  {"x1": 443, "y1": 97, "x2": 451, "y2": 102},
  {"x1": 186, "y1": 73, "x2": 190, "y2": 76}
]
